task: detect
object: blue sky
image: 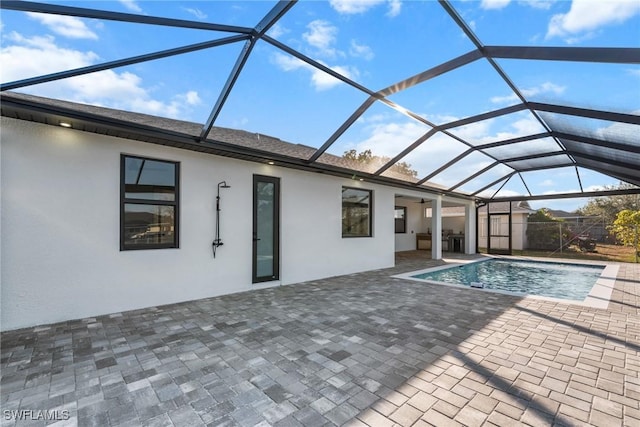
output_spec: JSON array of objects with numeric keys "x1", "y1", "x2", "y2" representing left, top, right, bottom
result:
[{"x1": 2, "y1": 0, "x2": 639, "y2": 212}]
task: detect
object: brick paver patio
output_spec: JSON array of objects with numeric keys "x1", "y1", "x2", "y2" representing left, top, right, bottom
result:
[{"x1": 1, "y1": 252, "x2": 639, "y2": 426}]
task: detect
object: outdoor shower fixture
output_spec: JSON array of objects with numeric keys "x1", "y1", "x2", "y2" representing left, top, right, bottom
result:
[{"x1": 212, "y1": 181, "x2": 231, "y2": 258}]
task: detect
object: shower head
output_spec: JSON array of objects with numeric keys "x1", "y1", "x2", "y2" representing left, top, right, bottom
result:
[{"x1": 218, "y1": 181, "x2": 231, "y2": 189}]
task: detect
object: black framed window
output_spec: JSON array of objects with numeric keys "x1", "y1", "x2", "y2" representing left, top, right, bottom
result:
[
  {"x1": 121, "y1": 154, "x2": 179, "y2": 250},
  {"x1": 342, "y1": 187, "x2": 372, "y2": 237},
  {"x1": 395, "y1": 206, "x2": 407, "y2": 234}
]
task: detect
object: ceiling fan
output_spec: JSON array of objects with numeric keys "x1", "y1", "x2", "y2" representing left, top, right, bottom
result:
[{"x1": 395, "y1": 195, "x2": 429, "y2": 204}]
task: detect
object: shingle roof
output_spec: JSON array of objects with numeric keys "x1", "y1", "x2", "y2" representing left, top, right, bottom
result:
[
  {"x1": 1, "y1": 0, "x2": 638, "y2": 203},
  {"x1": 1, "y1": 91, "x2": 422, "y2": 187}
]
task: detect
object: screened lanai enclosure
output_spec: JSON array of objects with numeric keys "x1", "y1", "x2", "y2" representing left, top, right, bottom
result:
[{"x1": 2, "y1": 0, "x2": 639, "y2": 204}]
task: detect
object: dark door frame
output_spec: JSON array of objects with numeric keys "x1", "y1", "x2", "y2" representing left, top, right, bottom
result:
[
  {"x1": 487, "y1": 212, "x2": 512, "y2": 255},
  {"x1": 252, "y1": 174, "x2": 280, "y2": 283}
]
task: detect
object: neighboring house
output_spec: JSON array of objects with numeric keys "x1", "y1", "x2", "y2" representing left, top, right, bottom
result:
[
  {"x1": 478, "y1": 201, "x2": 535, "y2": 251},
  {"x1": 1, "y1": 92, "x2": 477, "y2": 330}
]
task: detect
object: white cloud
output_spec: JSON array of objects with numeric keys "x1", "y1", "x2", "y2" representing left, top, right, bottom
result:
[
  {"x1": 536, "y1": 189, "x2": 580, "y2": 196},
  {"x1": 1, "y1": 32, "x2": 200, "y2": 120},
  {"x1": 562, "y1": 32, "x2": 597, "y2": 45},
  {"x1": 329, "y1": 0, "x2": 384, "y2": 14},
  {"x1": 426, "y1": 113, "x2": 461, "y2": 124},
  {"x1": 523, "y1": 82, "x2": 566, "y2": 97},
  {"x1": 541, "y1": 188, "x2": 581, "y2": 195},
  {"x1": 627, "y1": 68, "x2": 640, "y2": 77},
  {"x1": 349, "y1": 40, "x2": 374, "y2": 60},
  {"x1": 119, "y1": 0, "x2": 142, "y2": 13},
  {"x1": 184, "y1": 8, "x2": 207, "y2": 20},
  {"x1": 449, "y1": 112, "x2": 546, "y2": 145},
  {"x1": 594, "y1": 120, "x2": 638, "y2": 142},
  {"x1": 519, "y1": 0, "x2": 553, "y2": 9},
  {"x1": 26, "y1": 12, "x2": 98, "y2": 39},
  {"x1": 312, "y1": 65, "x2": 357, "y2": 90},
  {"x1": 481, "y1": 0, "x2": 554, "y2": 11},
  {"x1": 490, "y1": 93, "x2": 520, "y2": 104},
  {"x1": 303, "y1": 20, "x2": 340, "y2": 58},
  {"x1": 358, "y1": 113, "x2": 388, "y2": 124},
  {"x1": 491, "y1": 82, "x2": 566, "y2": 104},
  {"x1": 481, "y1": 0, "x2": 511, "y2": 10},
  {"x1": 547, "y1": 0, "x2": 640, "y2": 42},
  {"x1": 329, "y1": 0, "x2": 401, "y2": 16},
  {"x1": 478, "y1": 188, "x2": 524, "y2": 198},
  {"x1": 271, "y1": 52, "x2": 357, "y2": 91},
  {"x1": 178, "y1": 91, "x2": 202, "y2": 106},
  {"x1": 127, "y1": 91, "x2": 202, "y2": 118},
  {"x1": 344, "y1": 116, "x2": 471, "y2": 182},
  {"x1": 445, "y1": 119, "x2": 494, "y2": 143},
  {"x1": 271, "y1": 52, "x2": 307, "y2": 72},
  {"x1": 70, "y1": 70, "x2": 147, "y2": 102},
  {"x1": 387, "y1": 0, "x2": 402, "y2": 17},
  {"x1": 267, "y1": 23, "x2": 288, "y2": 39},
  {"x1": 343, "y1": 110, "x2": 555, "y2": 188},
  {"x1": 355, "y1": 120, "x2": 428, "y2": 158},
  {"x1": 2, "y1": 32, "x2": 99, "y2": 81},
  {"x1": 509, "y1": 116, "x2": 547, "y2": 136}
]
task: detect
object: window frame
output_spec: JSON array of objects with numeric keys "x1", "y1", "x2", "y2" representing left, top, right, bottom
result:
[
  {"x1": 394, "y1": 206, "x2": 407, "y2": 234},
  {"x1": 120, "y1": 154, "x2": 180, "y2": 251},
  {"x1": 341, "y1": 186, "x2": 373, "y2": 238},
  {"x1": 490, "y1": 216, "x2": 502, "y2": 236}
]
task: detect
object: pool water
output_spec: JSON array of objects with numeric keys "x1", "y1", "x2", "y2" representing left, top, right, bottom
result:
[{"x1": 411, "y1": 259, "x2": 605, "y2": 301}]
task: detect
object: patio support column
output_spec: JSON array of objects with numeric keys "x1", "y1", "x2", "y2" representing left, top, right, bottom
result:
[
  {"x1": 464, "y1": 201, "x2": 477, "y2": 254},
  {"x1": 431, "y1": 196, "x2": 442, "y2": 260}
]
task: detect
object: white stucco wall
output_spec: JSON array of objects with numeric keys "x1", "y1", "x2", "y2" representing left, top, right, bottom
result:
[
  {"x1": 513, "y1": 217, "x2": 527, "y2": 250},
  {"x1": 393, "y1": 200, "x2": 429, "y2": 252},
  {"x1": 442, "y1": 217, "x2": 465, "y2": 235},
  {"x1": 478, "y1": 213, "x2": 528, "y2": 250},
  {"x1": 422, "y1": 202, "x2": 476, "y2": 256},
  {"x1": 464, "y1": 203, "x2": 477, "y2": 255},
  {"x1": 1, "y1": 118, "x2": 396, "y2": 330}
]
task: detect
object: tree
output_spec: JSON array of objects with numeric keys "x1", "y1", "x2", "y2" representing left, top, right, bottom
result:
[
  {"x1": 527, "y1": 208, "x2": 556, "y2": 223},
  {"x1": 526, "y1": 208, "x2": 572, "y2": 251},
  {"x1": 343, "y1": 149, "x2": 418, "y2": 178},
  {"x1": 609, "y1": 210, "x2": 640, "y2": 251},
  {"x1": 575, "y1": 182, "x2": 640, "y2": 225}
]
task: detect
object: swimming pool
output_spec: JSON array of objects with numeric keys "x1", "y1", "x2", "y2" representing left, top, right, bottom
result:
[{"x1": 395, "y1": 257, "x2": 618, "y2": 307}]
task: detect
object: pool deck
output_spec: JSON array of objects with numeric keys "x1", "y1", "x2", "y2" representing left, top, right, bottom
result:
[{"x1": 1, "y1": 252, "x2": 639, "y2": 426}]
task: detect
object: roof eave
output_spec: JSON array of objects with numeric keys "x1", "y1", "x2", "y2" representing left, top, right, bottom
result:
[{"x1": 0, "y1": 92, "x2": 474, "y2": 202}]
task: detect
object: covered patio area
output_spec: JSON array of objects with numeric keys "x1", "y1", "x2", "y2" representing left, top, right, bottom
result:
[{"x1": 1, "y1": 253, "x2": 638, "y2": 426}]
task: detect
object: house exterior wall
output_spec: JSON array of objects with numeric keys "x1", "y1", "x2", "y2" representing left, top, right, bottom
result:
[
  {"x1": 442, "y1": 216, "x2": 465, "y2": 235},
  {"x1": 420, "y1": 205, "x2": 477, "y2": 256},
  {"x1": 478, "y1": 213, "x2": 528, "y2": 250},
  {"x1": 1, "y1": 118, "x2": 396, "y2": 330},
  {"x1": 393, "y1": 201, "x2": 428, "y2": 252},
  {"x1": 514, "y1": 216, "x2": 528, "y2": 249}
]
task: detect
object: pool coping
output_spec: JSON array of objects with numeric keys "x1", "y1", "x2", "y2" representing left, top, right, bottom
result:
[{"x1": 391, "y1": 255, "x2": 619, "y2": 309}]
